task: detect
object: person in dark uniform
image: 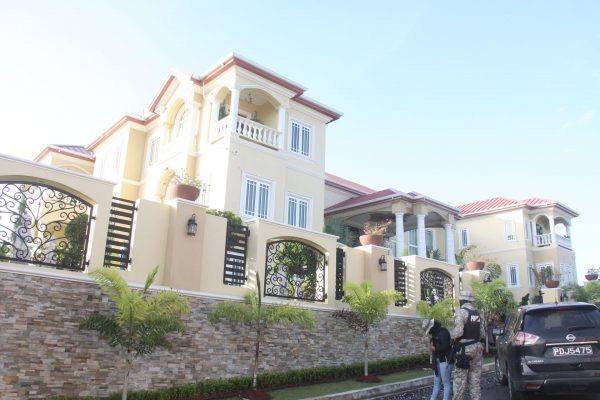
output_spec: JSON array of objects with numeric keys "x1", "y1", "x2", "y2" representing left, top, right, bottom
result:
[{"x1": 423, "y1": 318, "x2": 452, "y2": 400}]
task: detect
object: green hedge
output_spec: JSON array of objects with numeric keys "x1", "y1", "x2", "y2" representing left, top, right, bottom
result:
[{"x1": 53, "y1": 353, "x2": 429, "y2": 400}]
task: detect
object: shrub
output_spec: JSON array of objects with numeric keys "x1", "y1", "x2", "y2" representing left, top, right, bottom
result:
[{"x1": 206, "y1": 208, "x2": 243, "y2": 225}]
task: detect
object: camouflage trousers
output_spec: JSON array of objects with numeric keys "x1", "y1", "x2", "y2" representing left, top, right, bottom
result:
[{"x1": 452, "y1": 342, "x2": 483, "y2": 400}]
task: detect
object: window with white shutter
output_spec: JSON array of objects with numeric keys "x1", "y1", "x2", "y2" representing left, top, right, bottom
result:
[
  {"x1": 525, "y1": 220, "x2": 531, "y2": 241},
  {"x1": 290, "y1": 120, "x2": 311, "y2": 158},
  {"x1": 507, "y1": 264, "x2": 519, "y2": 287},
  {"x1": 286, "y1": 194, "x2": 311, "y2": 229},
  {"x1": 242, "y1": 175, "x2": 272, "y2": 219},
  {"x1": 148, "y1": 136, "x2": 160, "y2": 166},
  {"x1": 460, "y1": 228, "x2": 470, "y2": 248},
  {"x1": 505, "y1": 220, "x2": 516, "y2": 241}
]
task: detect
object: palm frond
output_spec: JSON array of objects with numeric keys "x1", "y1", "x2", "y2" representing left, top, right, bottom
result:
[
  {"x1": 142, "y1": 265, "x2": 159, "y2": 295},
  {"x1": 265, "y1": 303, "x2": 315, "y2": 330}
]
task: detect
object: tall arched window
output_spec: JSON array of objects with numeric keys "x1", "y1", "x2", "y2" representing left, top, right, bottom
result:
[{"x1": 173, "y1": 106, "x2": 188, "y2": 139}]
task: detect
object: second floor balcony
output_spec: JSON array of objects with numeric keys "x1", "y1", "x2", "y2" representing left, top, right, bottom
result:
[
  {"x1": 535, "y1": 232, "x2": 572, "y2": 249},
  {"x1": 213, "y1": 114, "x2": 281, "y2": 149}
]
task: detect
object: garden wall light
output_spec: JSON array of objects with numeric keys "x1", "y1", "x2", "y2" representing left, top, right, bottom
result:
[
  {"x1": 187, "y1": 214, "x2": 198, "y2": 236},
  {"x1": 378, "y1": 255, "x2": 387, "y2": 271}
]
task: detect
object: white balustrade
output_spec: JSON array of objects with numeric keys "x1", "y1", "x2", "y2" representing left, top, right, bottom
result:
[
  {"x1": 211, "y1": 116, "x2": 230, "y2": 142},
  {"x1": 554, "y1": 234, "x2": 572, "y2": 249},
  {"x1": 235, "y1": 116, "x2": 281, "y2": 149},
  {"x1": 535, "y1": 233, "x2": 553, "y2": 247}
]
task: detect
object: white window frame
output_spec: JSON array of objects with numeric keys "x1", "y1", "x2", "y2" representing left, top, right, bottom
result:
[
  {"x1": 528, "y1": 264, "x2": 535, "y2": 288},
  {"x1": 408, "y1": 229, "x2": 418, "y2": 255},
  {"x1": 459, "y1": 228, "x2": 470, "y2": 248},
  {"x1": 289, "y1": 120, "x2": 312, "y2": 159},
  {"x1": 504, "y1": 220, "x2": 517, "y2": 242},
  {"x1": 241, "y1": 173, "x2": 273, "y2": 220},
  {"x1": 507, "y1": 264, "x2": 520, "y2": 288},
  {"x1": 148, "y1": 136, "x2": 160, "y2": 166},
  {"x1": 285, "y1": 193, "x2": 312, "y2": 229},
  {"x1": 524, "y1": 219, "x2": 531, "y2": 241},
  {"x1": 173, "y1": 106, "x2": 188, "y2": 140}
]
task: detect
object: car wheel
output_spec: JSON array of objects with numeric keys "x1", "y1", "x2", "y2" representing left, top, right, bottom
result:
[
  {"x1": 507, "y1": 366, "x2": 524, "y2": 400},
  {"x1": 495, "y1": 356, "x2": 507, "y2": 385}
]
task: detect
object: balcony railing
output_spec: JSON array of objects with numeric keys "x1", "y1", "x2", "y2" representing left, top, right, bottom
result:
[
  {"x1": 555, "y1": 234, "x2": 572, "y2": 249},
  {"x1": 211, "y1": 115, "x2": 281, "y2": 149},
  {"x1": 535, "y1": 233, "x2": 552, "y2": 247}
]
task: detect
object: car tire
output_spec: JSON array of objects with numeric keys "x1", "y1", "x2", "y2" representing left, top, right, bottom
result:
[
  {"x1": 507, "y1": 366, "x2": 524, "y2": 400},
  {"x1": 495, "y1": 356, "x2": 508, "y2": 385}
]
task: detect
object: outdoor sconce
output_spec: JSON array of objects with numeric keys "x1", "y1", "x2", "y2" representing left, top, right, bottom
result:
[
  {"x1": 187, "y1": 214, "x2": 198, "y2": 236},
  {"x1": 378, "y1": 255, "x2": 387, "y2": 271}
]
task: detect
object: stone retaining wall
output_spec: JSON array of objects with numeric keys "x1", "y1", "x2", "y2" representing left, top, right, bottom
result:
[{"x1": 0, "y1": 269, "x2": 427, "y2": 399}]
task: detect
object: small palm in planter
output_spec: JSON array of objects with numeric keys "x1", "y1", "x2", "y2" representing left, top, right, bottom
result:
[
  {"x1": 359, "y1": 220, "x2": 391, "y2": 246},
  {"x1": 541, "y1": 265, "x2": 560, "y2": 288},
  {"x1": 585, "y1": 268, "x2": 599, "y2": 281},
  {"x1": 209, "y1": 271, "x2": 315, "y2": 399},
  {"x1": 333, "y1": 281, "x2": 403, "y2": 382},
  {"x1": 169, "y1": 169, "x2": 202, "y2": 201}
]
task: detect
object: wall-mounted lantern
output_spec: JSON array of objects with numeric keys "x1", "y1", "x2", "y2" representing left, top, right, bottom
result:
[
  {"x1": 378, "y1": 255, "x2": 388, "y2": 271},
  {"x1": 187, "y1": 214, "x2": 198, "y2": 236}
]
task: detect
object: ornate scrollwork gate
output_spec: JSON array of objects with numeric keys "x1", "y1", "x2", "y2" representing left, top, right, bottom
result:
[
  {"x1": 420, "y1": 269, "x2": 454, "y2": 305},
  {"x1": 0, "y1": 181, "x2": 93, "y2": 270},
  {"x1": 264, "y1": 240, "x2": 326, "y2": 302}
]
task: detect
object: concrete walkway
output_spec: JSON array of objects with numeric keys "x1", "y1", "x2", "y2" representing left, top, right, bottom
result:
[{"x1": 303, "y1": 363, "x2": 495, "y2": 400}]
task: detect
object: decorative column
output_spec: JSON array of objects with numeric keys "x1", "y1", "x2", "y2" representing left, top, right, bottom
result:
[
  {"x1": 444, "y1": 224, "x2": 456, "y2": 264},
  {"x1": 417, "y1": 214, "x2": 426, "y2": 258},
  {"x1": 277, "y1": 106, "x2": 287, "y2": 149},
  {"x1": 230, "y1": 88, "x2": 240, "y2": 135},
  {"x1": 548, "y1": 215, "x2": 555, "y2": 244},
  {"x1": 394, "y1": 212, "x2": 404, "y2": 259}
]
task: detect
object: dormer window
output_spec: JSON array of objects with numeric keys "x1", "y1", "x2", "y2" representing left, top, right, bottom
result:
[{"x1": 173, "y1": 106, "x2": 188, "y2": 139}]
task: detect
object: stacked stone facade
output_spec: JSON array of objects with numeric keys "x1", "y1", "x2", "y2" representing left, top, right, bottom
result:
[{"x1": 0, "y1": 269, "x2": 427, "y2": 399}]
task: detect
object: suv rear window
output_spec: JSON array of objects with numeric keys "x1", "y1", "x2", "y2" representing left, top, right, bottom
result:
[{"x1": 523, "y1": 306, "x2": 600, "y2": 336}]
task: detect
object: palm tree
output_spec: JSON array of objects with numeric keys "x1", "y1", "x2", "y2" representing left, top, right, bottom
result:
[
  {"x1": 80, "y1": 266, "x2": 190, "y2": 400},
  {"x1": 333, "y1": 281, "x2": 403, "y2": 377},
  {"x1": 209, "y1": 271, "x2": 315, "y2": 391}
]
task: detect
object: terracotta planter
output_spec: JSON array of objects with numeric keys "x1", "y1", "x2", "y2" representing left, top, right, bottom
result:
[
  {"x1": 585, "y1": 274, "x2": 598, "y2": 281},
  {"x1": 545, "y1": 280, "x2": 560, "y2": 289},
  {"x1": 466, "y1": 261, "x2": 485, "y2": 271},
  {"x1": 359, "y1": 234, "x2": 384, "y2": 246},
  {"x1": 169, "y1": 183, "x2": 200, "y2": 201}
]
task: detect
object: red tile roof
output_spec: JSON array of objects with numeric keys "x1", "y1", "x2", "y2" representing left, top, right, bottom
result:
[
  {"x1": 325, "y1": 188, "x2": 401, "y2": 213},
  {"x1": 325, "y1": 173, "x2": 376, "y2": 195},
  {"x1": 34, "y1": 144, "x2": 95, "y2": 162},
  {"x1": 457, "y1": 197, "x2": 579, "y2": 217}
]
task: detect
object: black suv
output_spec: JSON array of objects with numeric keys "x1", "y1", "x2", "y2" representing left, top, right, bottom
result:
[{"x1": 495, "y1": 302, "x2": 600, "y2": 399}]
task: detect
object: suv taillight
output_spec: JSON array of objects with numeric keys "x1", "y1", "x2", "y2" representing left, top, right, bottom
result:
[{"x1": 514, "y1": 331, "x2": 540, "y2": 345}]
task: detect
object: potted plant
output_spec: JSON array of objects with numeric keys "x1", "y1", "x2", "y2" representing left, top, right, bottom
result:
[
  {"x1": 359, "y1": 220, "x2": 391, "y2": 246},
  {"x1": 585, "y1": 268, "x2": 599, "y2": 281},
  {"x1": 541, "y1": 265, "x2": 560, "y2": 288},
  {"x1": 169, "y1": 170, "x2": 202, "y2": 201},
  {"x1": 456, "y1": 245, "x2": 486, "y2": 270}
]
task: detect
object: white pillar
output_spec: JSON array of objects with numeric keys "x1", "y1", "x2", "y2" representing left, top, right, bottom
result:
[
  {"x1": 566, "y1": 224, "x2": 572, "y2": 239},
  {"x1": 417, "y1": 214, "x2": 426, "y2": 258},
  {"x1": 395, "y1": 212, "x2": 404, "y2": 258},
  {"x1": 211, "y1": 99, "x2": 220, "y2": 126},
  {"x1": 445, "y1": 224, "x2": 456, "y2": 264},
  {"x1": 230, "y1": 88, "x2": 240, "y2": 134},
  {"x1": 277, "y1": 106, "x2": 287, "y2": 149},
  {"x1": 548, "y1": 215, "x2": 555, "y2": 244}
]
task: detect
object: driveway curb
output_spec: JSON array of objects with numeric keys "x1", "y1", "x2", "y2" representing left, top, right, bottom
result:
[{"x1": 303, "y1": 363, "x2": 495, "y2": 400}]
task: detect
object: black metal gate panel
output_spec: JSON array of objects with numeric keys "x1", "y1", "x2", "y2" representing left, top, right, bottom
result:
[
  {"x1": 394, "y1": 259, "x2": 407, "y2": 306},
  {"x1": 0, "y1": 181, "x2": 93, "y2": 271},
  {"x1": 223, "y1": 223, "x2": 250, "y2": 286},
  {"x1": 335, "y1": 247, "x2": 345, "y2": 300},
  {"x1": 420, "y1": 269, "x2": 454, "y2": 305},
  {"x1": 264, "y1": 240, "x2": 326, "y2": 302},
  {"x1": 103, "y1": 197, "x2": 136, "y2": 269}
]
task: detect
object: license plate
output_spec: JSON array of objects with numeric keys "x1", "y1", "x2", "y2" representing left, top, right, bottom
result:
[{"x1": 552, "y1": 345, "x2": 593, "y2": 357}]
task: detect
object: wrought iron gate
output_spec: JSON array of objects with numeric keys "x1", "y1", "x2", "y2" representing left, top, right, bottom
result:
[
  {"x1": 223, "y1": 222, "x2": 250, "y2": 286},
  {"x1": 420, "y1": 269, "x2": 454, "y2": 305},
  {"x1": 264, "y1": 240, "x2": 326, "y2": 302},
  {"x1": 0, "y1": 181, "x2": 93, "y2": 270},
  {"x1": 394, "y1": 259, "x2": 407, "y2": 306},
  {"x1": 103, "y1": 197, "x2": 136, "y2": 269}
]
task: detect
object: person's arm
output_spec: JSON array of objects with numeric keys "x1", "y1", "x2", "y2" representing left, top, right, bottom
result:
[{"x1": 451, "y1": 308, "x2": 467, "y2": 339}]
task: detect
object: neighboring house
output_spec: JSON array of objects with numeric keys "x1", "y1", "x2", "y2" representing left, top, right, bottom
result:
[
  {"x1": 456, "y1": 197, "x2": 579, "y2": 302},
  {"x1": 34, "y1": 144, "x2": 95, "y2": 175}
]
